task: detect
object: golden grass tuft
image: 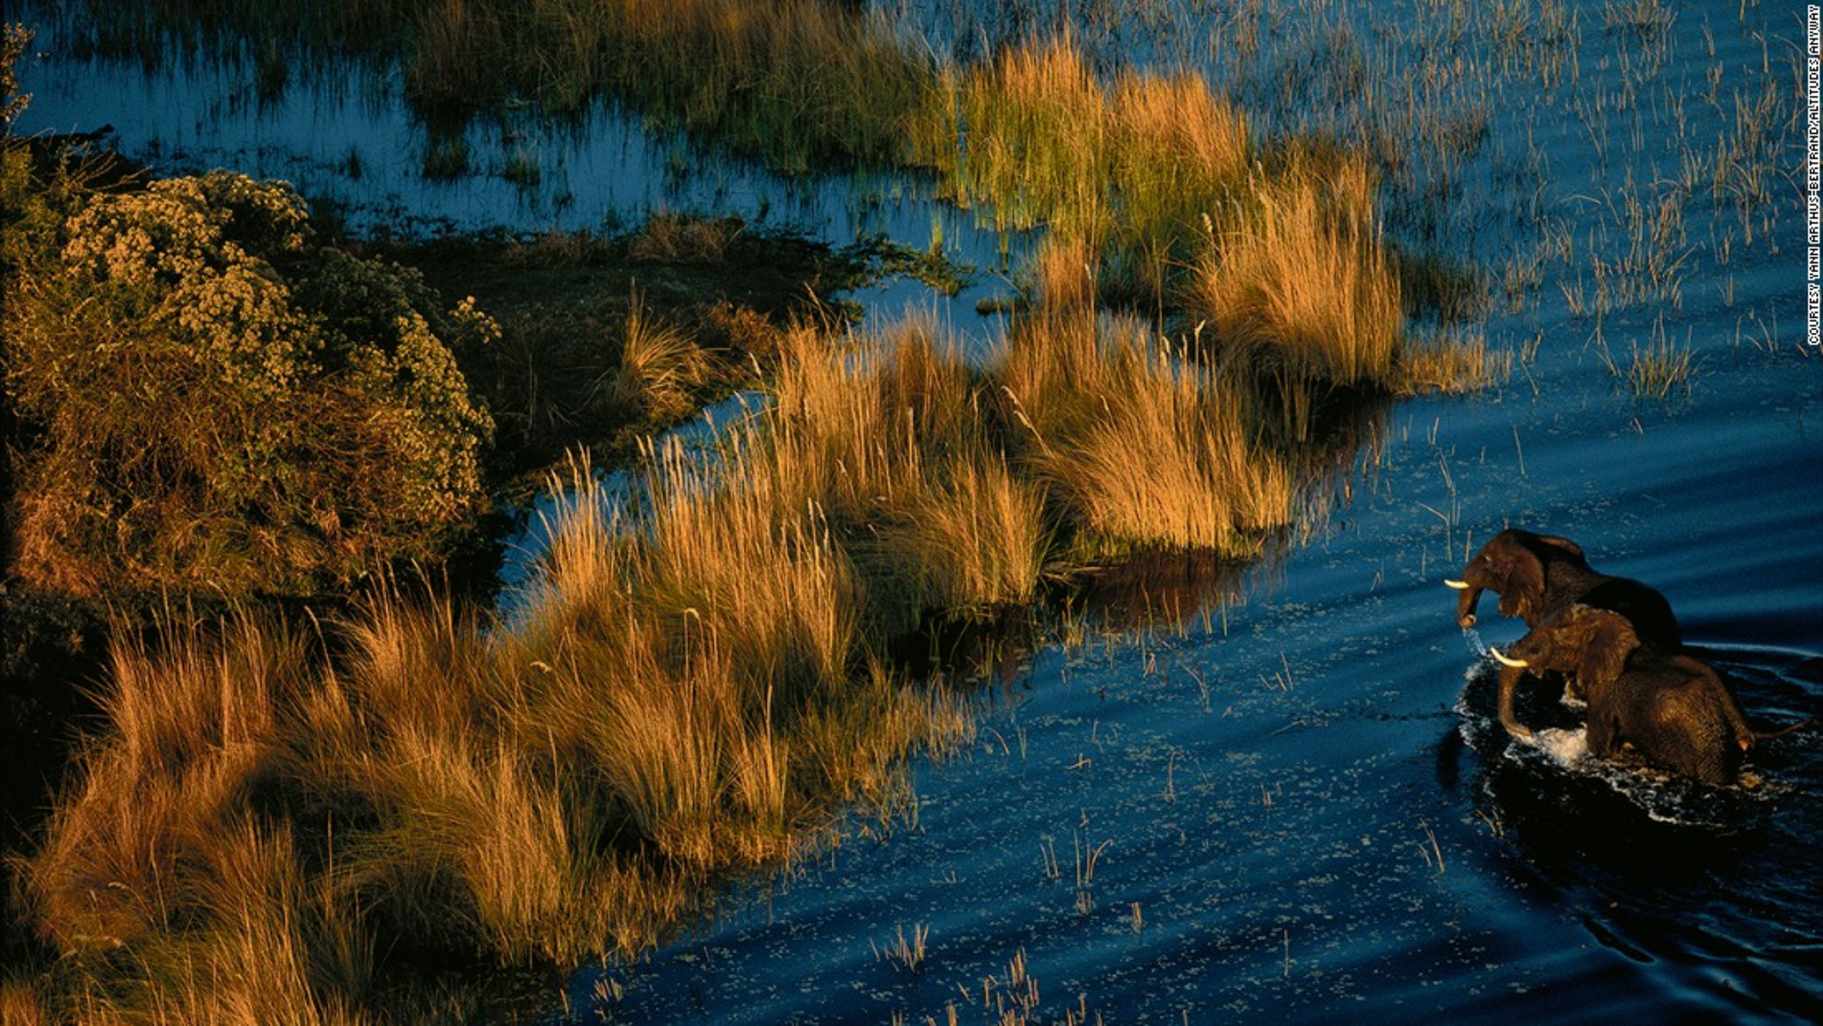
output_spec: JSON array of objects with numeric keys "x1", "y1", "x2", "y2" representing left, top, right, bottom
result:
[
  {"x1": 606, "y1": 296, "x2": 711, "y2": 423},
  {"x1": 637, "y1": 436, "x2": 863, "y2": 697},
  {"x1": 1624, "y1": 337, "x2": 1694, "y2": 398},
  {"x1": 625, "y1": 213, "x2": 742, "y2": 264},
  {"x1": 1185, "y1": 159, "x2": 1405, "y2": 388},
  {"x1": 919, "y1": 32, "x2": 1252, "y2": 283},
  {"x1": 1024, "y1": 233, "x2": 1100, "y2": 313},
  {"x1": 1001, "y1": 314, "x2": 1293, "y2": 555},
  {"x1": 22, "y1": 613, "x2": 303, "y2": 955},
  {"x1": 1, "y1": 977, "x2": 52, "y2": 1026},
  {"x1": 877, "y1": 458, "x2": 1049, "y2": 613},
  {"x1": 1394, "y1": 331, "x2": 1513, "y2": 396}
]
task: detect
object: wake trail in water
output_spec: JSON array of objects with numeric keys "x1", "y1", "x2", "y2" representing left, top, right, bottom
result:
[{"x1": 1453, "y1": 658, "x2": 1774, "y2": 830}]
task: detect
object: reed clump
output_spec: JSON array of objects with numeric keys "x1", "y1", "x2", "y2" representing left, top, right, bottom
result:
[
  {"x1": 909, "y1": 34, "x2": 1253, "y2": 295},
  {"x1": 407, "y1": 0, "x2": 929, "y2": 173},
  {"x1": 606, "y1": 294, "x2": 713, "y2": 423},
  {"x1": 1623, "y1": 337, "x2": 1694, "y2": 398},
  {"x1": 997, "y1": 311, "x2": 1294, "y2": 557},
  {"x1": 1184, "y1": 157, "x2": 1403, "y2": 388},
  {"x1": 1393, "y1": 331, "x2": 1512, "y2": 396},
  {"x1": 0, "y1": 978, "x2": 51, "y2": 1026}
]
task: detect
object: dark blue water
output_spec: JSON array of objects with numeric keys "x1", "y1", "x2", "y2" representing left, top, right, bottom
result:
[{"x1": 12, "y1": 0, "x2": 1821, "y2": 1022}]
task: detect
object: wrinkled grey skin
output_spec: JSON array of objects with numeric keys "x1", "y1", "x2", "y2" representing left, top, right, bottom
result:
[{"x1": 1498, "y1": 605, "x2": 1753, "y2": 785}]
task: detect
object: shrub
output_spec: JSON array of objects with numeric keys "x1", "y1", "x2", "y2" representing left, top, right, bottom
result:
[
  {"x1": 2, "y1": 171, "x2": 495, "y2": 597},
  {"x1": 1, "y1": 23, "x2": 30, "y2": 130}
]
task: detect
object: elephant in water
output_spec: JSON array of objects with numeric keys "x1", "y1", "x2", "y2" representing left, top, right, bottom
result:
[
  {"x1": 1489, "y1": 605, "x2": 1803, "y2": 785},
  {"x1": 1446, "y1": 529, "x2": 1680, "y2": 719},
  {"x1": 1445, "y1": 529, "x2": 1680, "y2": 647}
]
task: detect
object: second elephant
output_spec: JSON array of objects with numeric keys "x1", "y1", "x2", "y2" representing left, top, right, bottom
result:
[{"x1": 1490, "y1": 604, "x2": 1753, "y2": 785}]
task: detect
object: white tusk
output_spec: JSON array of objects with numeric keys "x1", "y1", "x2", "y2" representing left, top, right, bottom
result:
[
  {"x1": 1489, "y1": 647, "x2": 1528, "y2": 669},
  {"x1": 1443, "y1": 579, "x2": 1470, "y2": 590}
]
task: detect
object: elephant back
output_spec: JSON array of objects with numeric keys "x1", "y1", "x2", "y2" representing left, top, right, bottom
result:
[{"x1": 1577, "y1": 577, "x2": 1681, "y2": 650}]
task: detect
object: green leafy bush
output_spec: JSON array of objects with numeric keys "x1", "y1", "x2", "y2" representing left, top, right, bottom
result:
[{"x1": 3, "y1": 171, "x2": 495, "y2": 596}]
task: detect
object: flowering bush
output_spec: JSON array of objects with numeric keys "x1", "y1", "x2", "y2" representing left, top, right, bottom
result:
[{"x1": 3, "y1": 171, "x2": 495, "y2": 595}]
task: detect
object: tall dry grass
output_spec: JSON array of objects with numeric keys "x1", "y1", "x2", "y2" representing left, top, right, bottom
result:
[
  {"x1": 912, "y1": 34, "x2": 1253, "y2": 297},
  {"x1": 1184, "y1": 157, "x2": 1405, "y2": 388},
  {"x1": 604, "y1": 294, "x2": 712, "y2": 424},
  {"x1": 20, "y1": 286, "x2": 1395, "y2": 1021},
  {"x1": 998, "y1": 313, "x2": 1293, "y2": 557},
  {"x1": 0, "y1": 978, "x2": 51, "y2": 1026}
]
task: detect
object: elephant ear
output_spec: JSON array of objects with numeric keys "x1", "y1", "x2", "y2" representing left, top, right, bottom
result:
[
  {"x1": 1535, "y1": 534, "x2": 1585, "y2": 562},
  {"x1": 1495, "y1": 546, "x2": 1546, "y2": 620},
  {"x1": 1577, "y1": 609, "x2": 1638, "y2": 692}
]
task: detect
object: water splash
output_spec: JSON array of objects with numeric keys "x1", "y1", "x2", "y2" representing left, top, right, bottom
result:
[
  {"x1": 1526, "y1": 726, "x2": 1589, "y2": 764},
  {"x1": 1455, "y1": 671, "x2": 1773, "y2": 830},
  {"x1": 1461, "y1": 627, "x2": 1490, "y2": 660}
]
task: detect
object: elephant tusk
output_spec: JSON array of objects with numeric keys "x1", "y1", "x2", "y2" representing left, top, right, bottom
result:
[
  {"x1": 1489, "y1": 647, "x2": 1528, "y2": 669},
  {"x1": 1443, "y1": 579, "x2": 1470, "y2": 590}
]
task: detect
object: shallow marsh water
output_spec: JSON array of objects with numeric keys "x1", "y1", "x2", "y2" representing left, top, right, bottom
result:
[{"x1": 11, "y1": 0, "x2": 1821, "y2": 1022}]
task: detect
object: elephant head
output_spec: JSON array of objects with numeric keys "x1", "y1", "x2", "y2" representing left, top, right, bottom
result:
[
  {"x1": 1445, "y1": 528, "x2": 1586, "y2": 628},
  {"x1": 1487, "y1": 601, "x2": 1619, "y2": 739}
]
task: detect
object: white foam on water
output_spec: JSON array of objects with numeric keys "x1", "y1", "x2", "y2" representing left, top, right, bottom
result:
[
  {"x1": 1453, "y1": 663, "x2": 1772, "y2": 831},
  {"x1": 1526, "y1": 726, "x2": 1589, "y2": 765}
]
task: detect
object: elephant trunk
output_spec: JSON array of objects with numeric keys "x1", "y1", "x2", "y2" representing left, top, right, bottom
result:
[
  {"x1": 1492, "y1": 654, "x2": 1533, "y2": 740},
  {"x1": 1447, "y1": 579, "x2": 1482, "y2": 628}
]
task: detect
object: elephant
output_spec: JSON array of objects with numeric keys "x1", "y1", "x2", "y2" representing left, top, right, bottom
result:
[
  {"x1": 1488, "y1": 604, "x2": 1791, "y2": 785},
  {"x1": 1445, "y1": 528, "x2": 1681, "y2": 656}
]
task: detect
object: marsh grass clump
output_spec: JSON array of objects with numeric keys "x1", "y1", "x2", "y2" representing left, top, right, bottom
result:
[
  {"x1": 2, "y1": 171, "x2": 495, "y2": 597},
  {"x1": 912, "y1": 34, "x2": 1252, "y2": 296},
  {"x1": 876, "y1": 458, "x2": 1048, "y2": 616},
  {"x1": 999, "y1": 313, "x2": 1294, "y2": 558},
  {"x1": 1623, "y1": 337, "x2": 1694, "y2": 398},
  {"x1": 405, "y1": 0, "x2": 929, "y2": 173},
  {"x1": 1022, "y1": 233, "x2": 1100, "y2": 313},
  {"x1": 0, "y1": 977, "x2": 50, "y2": 1026},
  {"x1": 1393, "y1": 331, "x2": 1512, "y2": 396},
  {"x1": 1184, "y1": 158, "x2": 1403, "y2": 388},
  {"x1": 605, "y1": 294, "x2": 712, "y2": 423},
  {"x1": 625, "y1": 212, "x2": 742, "y2": 264}
]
